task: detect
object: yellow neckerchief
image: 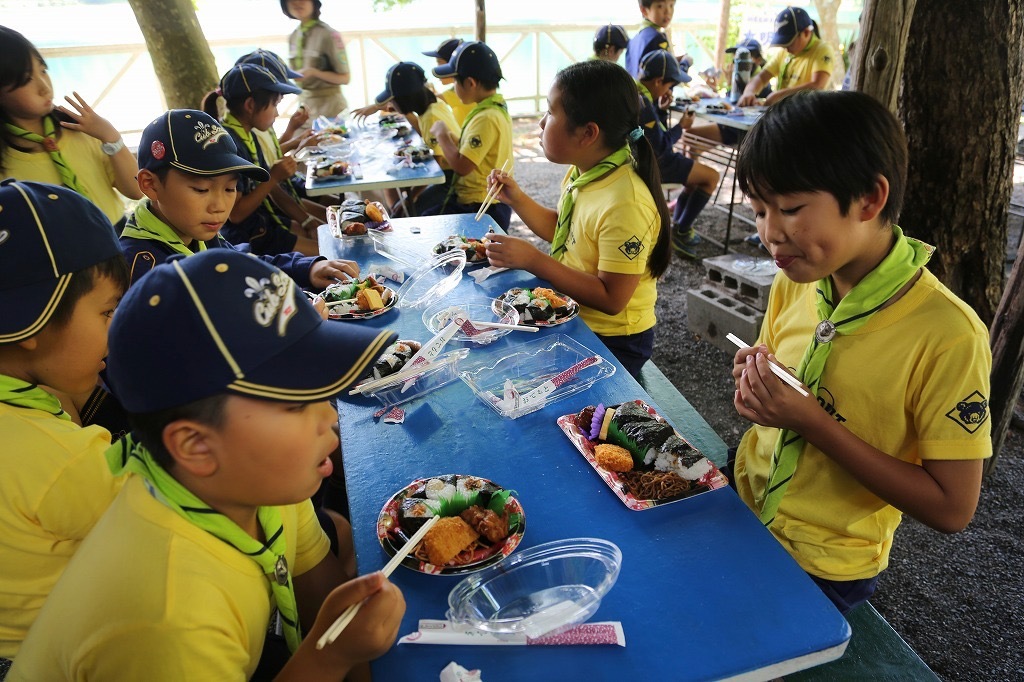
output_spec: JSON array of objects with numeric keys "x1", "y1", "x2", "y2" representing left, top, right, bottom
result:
[{"x1": 293, "y1": 19, "x2": 319, "y2": 69}]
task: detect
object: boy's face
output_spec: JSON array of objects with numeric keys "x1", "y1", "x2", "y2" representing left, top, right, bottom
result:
[
  {"x1": 250, "y1": 93, "x2": 283, "y2": 133},
  {"x1": 749, "y1": 189, "x2": 883, "y2": 288},
  {"x1": 0, "y1": 56, "x2": 54, "y2": 122},
  {"x1": 203, "y1": 396, "x2": 339, "y2": 509},
  {"x1": 140, "y1": 168, "x2": 239, "y2": 244},
  {"x1": 286, "y1": 0, "x2": 315, "y2": 21},
  {"x1": 435, "y1": 58, "x2": 455, "y2": 85},
  {"x1": 454, "y1": 76, "x2": 482, "y2": 104},
  {"x1": 24, "y1": 276, "x2": 121, "y2": 396},
  {"x1": 646, "y1": 77, "x2": 676, "y2": 101},
  {"x1": 642, "y1": 0, "x2": 675, "y2": 28}
]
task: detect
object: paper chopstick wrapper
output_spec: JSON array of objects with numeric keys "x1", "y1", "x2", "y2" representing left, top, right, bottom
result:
[
  {"x1": 494, "y1": 356, "x2": 602, "y2": 414},
  {"x1": 468, "y1": 266, "x2": 508, "y2": 284},
  {"x1": 400, "y1": 620, "x2": 625, "y2": 647}
]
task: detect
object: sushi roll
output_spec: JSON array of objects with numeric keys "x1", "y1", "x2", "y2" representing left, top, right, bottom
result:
[
  {"x1": 424, "y1": 478, "x2": 456, "y2": 501},
  {"x1": 456, "y1": 476, "x2": 495, "y2": 497},
  {"x1": 525, "y1": 298, "x2": 555, "y2": 322},
  {"x1": 399, "y1": 497, "x2": 441, "y2": 534},
  {"x1": 611, "y1": 401, "x2": 654, "y2": 428}
]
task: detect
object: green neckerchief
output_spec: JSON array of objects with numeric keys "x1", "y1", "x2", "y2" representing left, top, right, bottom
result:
[
  {"x1": 635, "y1": 80, "x2": 667, "y2": 132},
  {"x1": 3, "y1": 116, "x2": 88, "y2": 197},
  {"x1": 293, "y1": 19, "x2": 319, "y2": 69},
  {"x1": 780, "y1": 34, "x2": 819, "y2": 87},
  {"x1": 107, "y1": 434, "x2": 303, "y2": 651},
  {"x1": 759, "y1": 226, "x2": 933, "y2": 527},
  {"x1": 0, "y1": 374, "x2": 70, "y2": 421},
  {"x1": 121, "y1": 199, "x2": 207, "y2": 256},
  {"x1": 221, "y1": 113, "x2": 292, "y2": 232},
  {"x1": 641, "y1": 18, "x2": 661, "y2": 31},
  {"x1": 460, "y1": 94, "x2": 510, "y2": 131},
  {"x1": 550, "y1": 145, "x2": 631, "y2": 259}
]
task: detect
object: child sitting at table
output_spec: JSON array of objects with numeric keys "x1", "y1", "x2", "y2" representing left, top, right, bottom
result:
[
  {"x1": 737, "y1": 6, "x2": 834, "y2": 107},
  {"x1": 636, "y1": 49, "x2": 720, "y2": 259},
  {"x1": 416, "y1": 40, "x2": 514, "y2": 229},
  {"x1": 9, "y1": 250, "x2": 404, "y2": 681},
  {"x1": 624, "y1": 0, "x2": 673, "y2": 78},
  {"x1": 423, "y1": 38, "x2": 474, "y2": 126},
  {"x1": 730, "y1": 90, "x2": 991, "y2": 614},
  {"x1": 120, "y1": 109, "x2": 358, "y2": 289},
  {"x1": 0, "y1": 26, "x2": 142, "y2": 229},
  {"x1": 482, "y1": 60, "x2": 670, "y2": 376},
  {"x1": 591, "y1": 24, "x2": 629, "y2": 63},
  {"x1": 372, "y1": 61, "x2": 461, "y2": 214},
  {"x1": 0, "y1": 180, "x2": 126, "y2": 660},
  {"x1": 200, "y1": 64, "x2": 322, "y2": 256}
]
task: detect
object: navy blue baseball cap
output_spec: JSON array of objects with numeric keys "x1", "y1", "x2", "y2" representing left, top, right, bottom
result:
[
  {"x1": 432, "y1": 41, "x2": 503, "y2": 82},
  {"x1": 0, "y1": 180, "x2": 121, "y2": 343},
  {"x1": 594, "y1": 24, "x2": 629, "y2": 50},
  {"x1": 375, "y1": 62, "x2": 427, "y2": 104},
  {"x1": 771, "y1": 7, "x2": 813, "y2": 47},
  {"x1": 640, "y1": 49, "x2": 690, "y2": 84},
  {"x1": 106, "y1": 250, "x2": 398, "y2": 412},
  {"x1": 422, "y1": 38, "x2": 463, "y2": 61},
  {"x1": 137, "y1": 110, "x2": 270, "y2": 181},
  {"x1": 220, "y1": 63, "x2": 301, "y2": 100},
  {"x1": 726, "y1": 38, "x2": 763, "y2": 57},
  {"x1": 236, "y1": 48, "x2": 302, "y2": 81}
]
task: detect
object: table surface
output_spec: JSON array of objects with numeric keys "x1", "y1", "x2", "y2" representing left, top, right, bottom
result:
[
  {"x1": 693, "y1": 97, "x2": 765, "y2": 132},
  {"x1": 304, "y1": 118, "x2": 445, "y2": 196},
  {"x1": 318, "y1": 216, "x2": 850, "y2": 681}
]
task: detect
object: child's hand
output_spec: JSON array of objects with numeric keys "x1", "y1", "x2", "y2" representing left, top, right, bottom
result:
[
  {"x1": 737, "y1": 92, "x2": 758, "y2": 107},
  {"x1": 297, "y1": 67, "x2": 320, "y2": 81},
  {"x1": 486, "y1": 169, "x2": 520, "y2": 205},
  {"x1": 733, "y1": 351, "x2": 814, "y2": 430},
  {"x1": 351, "y1": 103, "x2": 382, "y2": 123},
  {"x1": 309, "y1": 259, "x2": 359, "y2": 289},
  {"x1": 295, "y1": 130, "x2": 319, "y2": 150},
  {"x1": 731, "y1": 344, "x2": 766, "y2": 388},
  {"x1": 301, "y1": 573, "x2": 405, "y2": 671},
  {"x1": 429, "y1": 120, "x2": 449, "y2": 139},
  {"x1": 658, "y1": 92, "x2": 674, "y2": 110},
  {"x1": 288, "y1": 106, "x2": 310, "y2": 129},
  {"x1": 271, "y1": 156, "x2": 298, "y2": 182},
  {"x1": 55, "y1": 92, "x2": 120, "y2": 145},
  {"x1": 679, "y1": 109, "x2": 696, "y2": 129},
  {"x1": 484, "y1": 233, "x2": 540, "y2": 271}
]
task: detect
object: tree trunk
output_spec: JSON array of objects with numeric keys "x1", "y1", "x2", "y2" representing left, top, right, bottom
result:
[
  {"x1": 127, "y1": 0, "x2": 218, "y2": 110},
  {"x1": 811, "y1": 0, "x2": 845, "y2": 88},
  {"x1": 715, "y1": 0, "x2": 731, "y2": 72},
  {"x1": 989, "y1": 231, "x2": 1024, "y2": 474},
  {"x1": 475, "y1": 0, "x2": 486, "y2": 43},
  {"x1": 899, "y1": 0, "x2": 1024, "y2": 324},
  {"x1": 851, "y1": 0, "x2": 917, "y2": 111}
]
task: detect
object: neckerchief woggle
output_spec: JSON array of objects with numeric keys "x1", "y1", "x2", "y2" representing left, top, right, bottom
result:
[
  {"x1": 120, "y1": 198, "x2": 207, "y2": 256},
  {"x1": 106, "y1": 434, "x2": 303, "y2": 651},
  {"x1": 758, "y1": 226, "x2": 933, "y2": 526},
  {"x1": 550, "y1": 145, "x2": 631, "y2": 259},
  {"x1": 0, "y1": 374, "x2": 70, "y2": 421},
  {"x1": 221, "y1": 113, "x2": 293, "y2": 232},
  {"x1": 4, "y1": 116, "x2": 88, "y2": 197}
]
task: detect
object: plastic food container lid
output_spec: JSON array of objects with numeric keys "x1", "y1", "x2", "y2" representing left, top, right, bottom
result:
[
  {"x1": 446, "y1": 538, "x2": 622, "y2": 639},
  {"x1": 396, "y1": 249, "x2": 466, "y2": 309}
]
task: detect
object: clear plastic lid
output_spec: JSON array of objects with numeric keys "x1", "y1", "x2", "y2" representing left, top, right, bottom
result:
[{"x1": 395, "y1": 249, "x2": 467, "y2": 309}]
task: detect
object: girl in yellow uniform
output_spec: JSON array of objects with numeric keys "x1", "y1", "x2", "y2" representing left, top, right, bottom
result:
[{"x1": 483, "y1": 60, "x2": 671, "y2": 376}]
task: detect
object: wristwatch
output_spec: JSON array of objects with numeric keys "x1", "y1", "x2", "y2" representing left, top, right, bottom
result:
[{"x1": 100, "y1": 138, "x2": 125, "y2": 156}]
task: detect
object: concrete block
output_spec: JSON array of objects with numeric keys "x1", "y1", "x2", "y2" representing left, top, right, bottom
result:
[
  {"x1": 701, "y1": 254, "x2": 777, "y2": 311},
  {"x1": 686, "y1": 287, "x2": 764, "y2": 354}
]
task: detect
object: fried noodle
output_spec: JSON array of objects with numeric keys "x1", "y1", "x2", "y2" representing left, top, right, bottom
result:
[{"x1": 619, "y1": 470, "x2": 691, "y2": 499}]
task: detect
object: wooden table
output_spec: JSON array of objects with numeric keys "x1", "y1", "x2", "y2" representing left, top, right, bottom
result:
[{"x1": 317, "y1": 215, "x2": 851, "y2": 680}]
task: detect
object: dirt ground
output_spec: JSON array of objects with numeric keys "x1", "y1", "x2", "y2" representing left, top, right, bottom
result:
[{"x1": 510, "y1": 116, "x2": 1024, "y2": 681}]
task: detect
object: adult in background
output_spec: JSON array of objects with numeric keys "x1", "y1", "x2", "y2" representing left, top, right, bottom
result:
[{"x1": 280, "y1": 0, "x2": 351, "y2": 121}]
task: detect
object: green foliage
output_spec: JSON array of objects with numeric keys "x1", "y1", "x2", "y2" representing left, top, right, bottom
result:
[{"x1": 372, "y1": 0, "x2": 416, "y2": 10}]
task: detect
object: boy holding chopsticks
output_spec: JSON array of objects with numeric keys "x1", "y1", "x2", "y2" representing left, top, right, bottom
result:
[
  {"x1": 10, "y1": 250, "x2": 404, "y2": 681},
  {"x1": 416, "y1": 41, "x2": 514, "y2": 229},
  {"x1": 730, "y1": 90, "x2": 991, "y2": 615}
]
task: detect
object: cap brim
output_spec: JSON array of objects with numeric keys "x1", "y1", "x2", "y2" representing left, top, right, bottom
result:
[
  {"x1": 422, "y1": 50, "x2": 442, "y2": 58},
  {"x1": 230, "y1": 321, "x2": 397, "y2": 401},
  {"x1": 265, "y1": 81, "x2": 303, "y2": 95},
  {"x1": 725, "y1": 46, "x2": 738, "y2": 54},
  {"x1": 678, "y1": 73, "x2": 692, "y2": 83},
  {"x1": 770, "y1": 31, "x2": 796, "y2": 46},
  {"x1": 170, "y1": 153, "x2": 270, "y2": 182},
  {"x1": 0, "y1": 276, "x2": 69, "y2": 343},
  {"x1": 374, "y1": 88, "x2": 394, "y2": 105},
  {"x1": 284, "y1": 66, "x2": 303, "y2": 79},
  {"x1": 432, "y1": 63, "x2": 457, "y2": 78}
]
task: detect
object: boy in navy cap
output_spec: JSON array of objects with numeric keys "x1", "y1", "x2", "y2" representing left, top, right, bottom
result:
[
  {"x1": 0, "y1": 180, "x2": 126, "y2": 658},
  {"x1": 121, "y1": 109, "x2": 359, "y2": 290},
  {"x1": 636, "y1": 49, "x2": 720, "y2": 258},
  {"x1": 423, "y1": 38, "x2": 473, "y2": 125},
  {"x1": 625, "y1": 0, "x2": 674, "y2": 78},
  {"x1": 235, "y1": 49, "x2": 313, "y2": 159},
  {"x1": 418, "y1": 40, "x2": 514, "y2": 229},
  {"x1": 200, "y1": 64, "x2": 325, "y2": 256},
  {"x1": 10, "y1": 250, "x2": 403, "y2": 681},
  {"x1": 591, "y1": 24, "x2": 629, "y2": 63},
  {"x1": 738, "y1": 6, "x2": 834, "y2": 107}
]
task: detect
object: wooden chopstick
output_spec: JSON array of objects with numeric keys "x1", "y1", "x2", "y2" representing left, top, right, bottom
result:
[
  {"x1": 726, "y1": 333, "x2": 810, "y2": 397},
  {"x1": 315, "y1": 515, "x2": 440, "y2": 650},
  {"x1": 470, "y1": 320, "x2": 539, "y2": 332},
  {"x1": 474, "y1": 159, "x2": 511, "y2": 221}
]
